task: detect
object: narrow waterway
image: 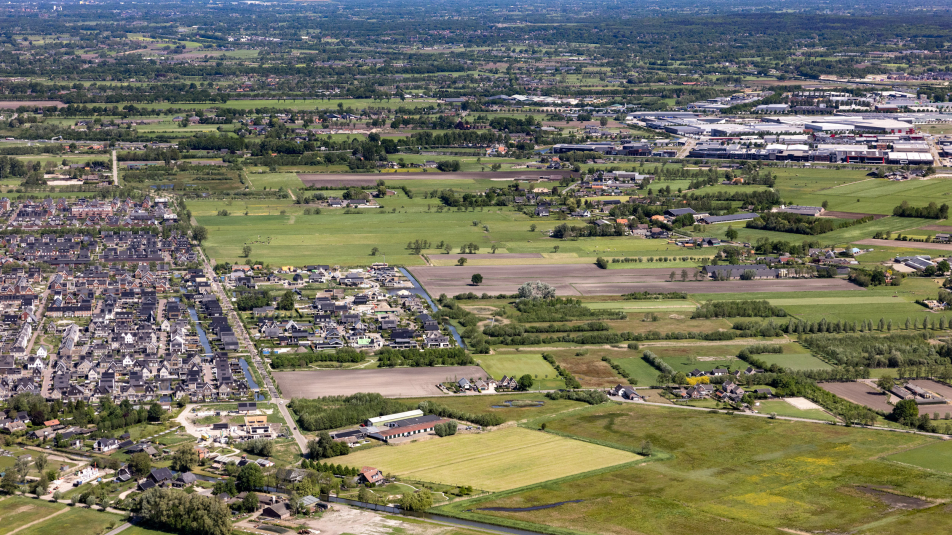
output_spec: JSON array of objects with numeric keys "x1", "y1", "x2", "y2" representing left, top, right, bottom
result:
[
  {"x1": 189, "y1": 306, "x2": 264, "y2": 400},
  {"x1": 396, "y1": 267, "x2": 466, "y2": 349}
]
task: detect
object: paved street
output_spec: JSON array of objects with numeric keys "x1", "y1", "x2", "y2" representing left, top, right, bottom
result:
[{"x1": 198, "y1": 247, "x2": 308, "y2": 454}]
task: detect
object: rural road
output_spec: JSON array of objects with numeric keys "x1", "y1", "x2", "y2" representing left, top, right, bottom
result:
[
  {"x1": 111, "y1": 150, "x2": 118, "y2": 186},
  {"x1": 198, "y1": 247, "x2": 308, "y2": 454}
]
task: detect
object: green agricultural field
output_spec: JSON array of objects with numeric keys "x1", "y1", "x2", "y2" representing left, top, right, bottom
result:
[
  {"x1": 14, "y1": 507, "x2": 126, "y2": 535},
  {"x1": 473, "y1": 353, "x2": 565, "y2": 389},
  {"x1": 886, "y1": 439, "x2": 952, "y2": 474},
  {"x1": 755, "y1": 399, "x2": 836, "y2": 421},
  {"x1": 342, "y1": 426, "x2": 641, "y2": 492},
  {"x1": 754, "y1": 352, "x2": 832, "y2": 370},
  {"x1": 0, "y1": 497, "x2": 67, "y2": 535},
  {"x1": 190, "y1": 183, "x2": 690, "y2": 266},
  {"x1": 438, "y1": 403, "x2": 952, "y2": 535},
  {"x1": 612, "y1": 356, "x2": 664, "y2": 385}
]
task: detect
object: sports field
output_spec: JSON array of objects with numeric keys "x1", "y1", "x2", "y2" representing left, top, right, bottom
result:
[
  {"x1": 342, "y1": 426, "x2": 640, "y2": 491},
  {"x1": 473, "y1": 353, "x2": 565, "y2": 390},
  {"x1": 886, "y1": 439, "x2": 952, "y2": 474},
  {"x1": 439, "y1": 403, "x2": 952, "y2": 535}
]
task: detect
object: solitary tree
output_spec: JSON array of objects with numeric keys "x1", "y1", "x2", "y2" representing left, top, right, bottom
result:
[
  {"x1": 457, "y1": 257, "x2": 468, "y2": 266},
  {"x1": 370, "y1": 247, "x2": 379, "y2": 256},
  {"x1": 725, "y1": 226, "x2": 739, "y2": 241},
  {"x1": 877, "y1": 374, "x2": 896, "y2": 393},
  {"x1": 471, "y1": 273, "x2": 483, "y2": 286},
  {"x1": 517, "y1": 374, "x2": 534, "y2": 390},
  {"x1": 242, "y1": 245, "x2": 252, "y2": 258},
  {"x1": 530, "y1": 224, "x2": 537, "y2": 232},
  {"x1": 192, "y1": 226, "x2": 208, "y2": 244}
]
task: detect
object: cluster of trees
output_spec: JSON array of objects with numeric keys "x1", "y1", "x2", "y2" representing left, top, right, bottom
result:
[
  {"x1": 376, "y1": 348, "x2": 474, "y2": 367},
  {"x1": 291, "y1": 393, "x2": 412, "y2": 432},
  {"x1": 482, "y1": 321, "x2": 609, "y2": 337},
  {"x1": 237, "y1": 438, "x2": 275, "y2": 457},
  {"x1": 517, "y1": 281, "x2": 557, "y2": 300},
  {"x1": 480, "y1": 331, "x2": 638, "y2": 347},
  {"x1": 134, "y1": 488, "x2": 232, "y2": 535},
  {"x1": 234, "y1": 288, "x2": 271, "y2": 311},
  {"x1": 747, "y1": 213, "x2": 873, "y2": 235},
  {"x1": 893, "y1": 200, "x2": 949, "y2": 219},
  {"x1": 642, "y1": 350, "x2": 675, "y2": 375},
  {"x1": 513, "y1": 298, "x2": 625, "y2": 322},
  {"x1": 434, "y1": 421, "x2": 458, "y2": 437},
  {"x1": 848, "y1": 268, "x2": 896, "y2": 288},
  {"x1": 270, "y1": 348, "x2": 366, "y2": 369},
  {"x1": 801, "y1": 333, "x2": 942, "y2": 368},
  {"x1": 308, "y1": 432, "x2": 351, "y2": 460},
  {"x1": 691, "y1": 300, "x2": 787, "y2": 319},
  {"x1": 545, "y1": 389, "x2": 609, "y2": 404},
  {"x1": 550, "y1": 221, "x2": 626, "y2": 239}
]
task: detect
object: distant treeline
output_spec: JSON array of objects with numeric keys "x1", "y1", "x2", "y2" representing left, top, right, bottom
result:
[
  {"x1": 376, "y1": 347, "x2": 473, "y2": 367},
  {"x1": 692, "y1": 300, "x2": 787, "y2": 319}
]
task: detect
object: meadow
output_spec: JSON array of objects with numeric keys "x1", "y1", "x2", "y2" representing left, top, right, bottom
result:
[
  {"x1": 886, "y1": 439, "x2": 952, "y2": 474},
  {"x1": 0, "y1": 496, "x2": 67, "y2": 535},
  {"x1": 399, "y1": 393, "x2": 589, "y2": 424},
  {"x1": 438, "y1": 403, "x2": 952, "y2": 535},
  {"x1": 13, "y1": 507, "x2": 126, "y2": 535},
  {"x1": 755, "y1": 399, "x2": 836, "y2": 421},
  {"x1": 341, "y1": 426, "x2": 641, "y2": 492},
  {"x1": 472, "y1": 353, "x2": 566, "y2": 390},
  {"x1": 190, "y1": 182, "x2": 687, "y2": 266}
]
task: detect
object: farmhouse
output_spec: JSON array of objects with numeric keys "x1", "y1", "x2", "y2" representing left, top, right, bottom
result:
[
  {"x1": 366, "y1": 409, "x2": 424, "y2": 427},
  {"x1": 368, "y1": 418, "x2": 448, "y2": 443}
]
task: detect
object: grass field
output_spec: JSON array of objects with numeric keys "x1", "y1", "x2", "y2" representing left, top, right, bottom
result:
[
  {"x1": 613, "y1": 356, "x2": 662, "y2": 386},
  {"x1": 342, "y1": 426, "x2": 641, "y2": 492},
  {"x1": 756, "y1": 352, "x2": 832, "y2": 370},
  {"x1": 473, "y1": 353, "x2": 565, "y2": 390},
  {"x1": 14, "y1": 507, "x2": 125, "y2": 535},
  {"x1": 0, "y1": 497, "x2": 67, "y2": 535},
  {"x1": 755, "y1": 399, "x2": 836, "y2": 421},
  {"x1": 438, "y1": 403, "x2": 952, "y2": 535},
  {"x1": 189, "y1": 179, "x2": 688, "y2": 266},
  {"x1": 886, "y1": 440, "x2": 952, "y2": 474}
]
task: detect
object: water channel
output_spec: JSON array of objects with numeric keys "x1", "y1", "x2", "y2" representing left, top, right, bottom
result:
[
  {"x1": 188, "y1": 305, "x2": 264, "y2": 400},
  {"x1": 396, "y1": 267, "x2": 466, "y2": 348}
]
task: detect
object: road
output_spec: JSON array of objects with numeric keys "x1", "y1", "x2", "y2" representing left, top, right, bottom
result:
[
  {"x1": 197, "y1": 246, "x2": 308, "y2": 454},
  {"x1": 111, "y1": 150, "x2": 119, "y2": 186},
  {"x1": 675, "y1": 137, "x2": 696, "y2": 159}
]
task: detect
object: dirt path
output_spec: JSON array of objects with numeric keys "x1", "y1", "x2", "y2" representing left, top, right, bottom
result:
[
  {"x1": 287, "y1": 215, "x2": 296, "y2": 225},
  {"x1": 8, "y1": 506, "x2": 68, "y2": 535},
  {"x1": 286, "y1": 188, "x2": 297, "y2": 201}
]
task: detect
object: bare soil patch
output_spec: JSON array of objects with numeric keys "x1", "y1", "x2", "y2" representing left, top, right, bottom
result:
[
  {"x1": 908, "y1": 379, "x2": 952, "y2": 400},
  {"x1": 784, "y1": 397, "x2": 823, "y2": 411},
  {"x1": 552, "y1": 354, "x2": 620, "y2": 388},
  {"x1": 854, "y1": 239, "x2": 952, "y2": 252},
  {"x1": 410, "y1": 264, "x2": 861, "y2": 296},
  {"x1": 919, "y1": 225, "x2": 952, "y2": 232},
  {"x1": 274, "y1": 366, "x2": 488, "y2": 398},
  {"x1": 853, "y1": 486, "x2": 933, "y2": 510},
  {"x1": 822, "y1": 211, "x2": 888, "y2": 220},
  {"x1": 819, "y1": 381, "x2": 893, "y2": 412},
  {"x1": 299, "y1": 170, "x2": 576, "y2": 186},
  {"x1": 442, "y1": 253, "x2": 543, "y2": 261}
]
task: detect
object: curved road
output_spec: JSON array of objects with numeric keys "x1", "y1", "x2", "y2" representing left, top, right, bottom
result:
[{"x1": 198, "y1": 247, "x2": 308, "y2": 455}]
